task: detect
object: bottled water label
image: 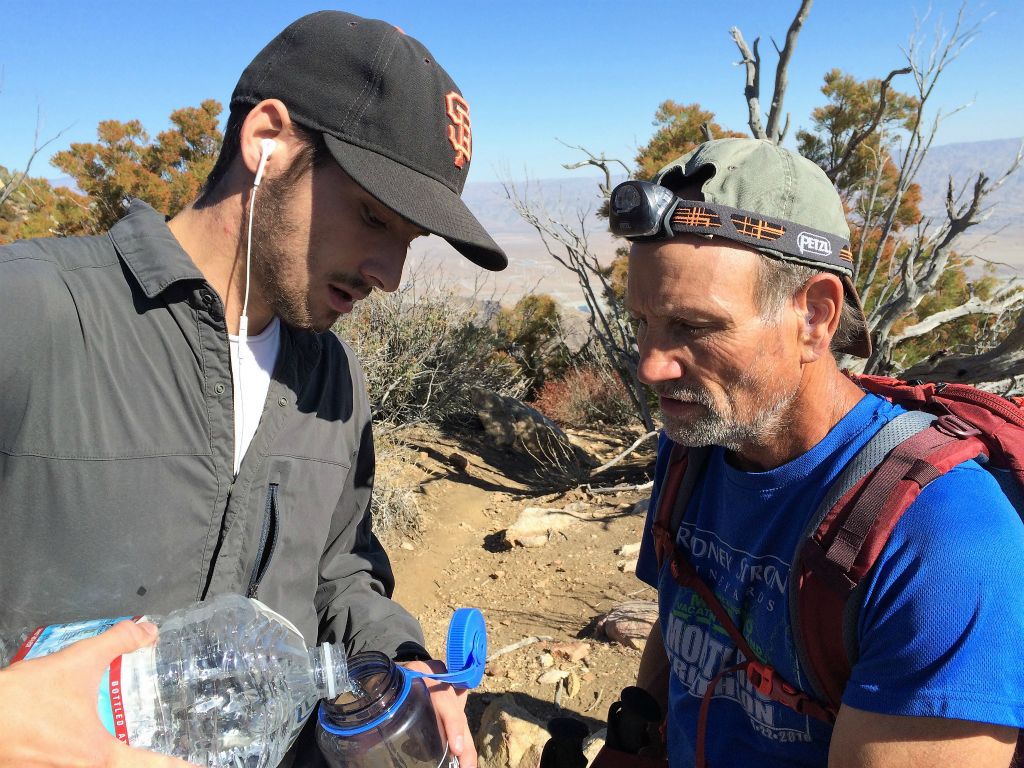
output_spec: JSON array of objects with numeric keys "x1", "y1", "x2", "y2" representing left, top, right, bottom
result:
[
  {"x1": 10, "y1": 615, "x2": 135, "y2": 662},
  {"x1": 10, "y1": 616, "x2": 160, "y2": 745}
]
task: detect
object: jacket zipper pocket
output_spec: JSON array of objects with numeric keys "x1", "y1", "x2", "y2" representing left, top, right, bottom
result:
[{"x1": 247, "y1": 483, "x2": 280, "y2": 598}]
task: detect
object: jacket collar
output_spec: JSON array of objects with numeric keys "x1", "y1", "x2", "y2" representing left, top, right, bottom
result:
[{"x1": 108, "y1": 198, "x2": 206, "y2": 298}]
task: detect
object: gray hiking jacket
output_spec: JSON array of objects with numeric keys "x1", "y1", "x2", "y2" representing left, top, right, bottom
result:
[{"x1": 0, "y1": 199, "x2": 427, "y2": 665}]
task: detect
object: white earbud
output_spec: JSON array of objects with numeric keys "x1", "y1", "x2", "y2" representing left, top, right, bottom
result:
[{"x1": 253, "y1": 139, "x2": 276, "y2": 187}]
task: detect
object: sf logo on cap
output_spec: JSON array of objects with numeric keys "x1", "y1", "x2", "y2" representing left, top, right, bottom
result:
[{"x1": 445, "y1": 92, "x2": 472, "y2": 169}]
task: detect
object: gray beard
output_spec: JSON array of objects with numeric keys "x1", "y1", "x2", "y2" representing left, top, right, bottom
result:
[{"x1": 658, "y1": 369, "x2": 798, "y2": 452}]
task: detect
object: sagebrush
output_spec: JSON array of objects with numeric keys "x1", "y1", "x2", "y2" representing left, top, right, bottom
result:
[{"x1": 336, "y1": 282, "x2": 527, "y2": 428}]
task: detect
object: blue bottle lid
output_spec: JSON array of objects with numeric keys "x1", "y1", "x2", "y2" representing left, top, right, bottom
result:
[{"x1": 414, "y1": 607, "x2": 488, "y2": 689}]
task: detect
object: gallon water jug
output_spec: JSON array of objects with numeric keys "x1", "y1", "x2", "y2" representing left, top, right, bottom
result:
[
  {"x1": 316, "y1": 607, "x2": 487, "y2": 768},
  {"x1": 0, "y1": 593, "x2": 353, "y2": 767}
]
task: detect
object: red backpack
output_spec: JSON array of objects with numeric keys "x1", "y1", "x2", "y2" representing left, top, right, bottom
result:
[{"x1": 651, "y1": 373, "x2": 1024, "y2": 768}]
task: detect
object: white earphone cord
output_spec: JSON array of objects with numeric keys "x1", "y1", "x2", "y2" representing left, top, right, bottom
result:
[{"x1": 236, "y1": 140, "x2": 273, "y2": 473}]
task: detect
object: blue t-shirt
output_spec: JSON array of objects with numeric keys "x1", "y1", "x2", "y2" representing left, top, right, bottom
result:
[{"x1": 636, "y1": 393, "x2": 1024, "y2": 768}]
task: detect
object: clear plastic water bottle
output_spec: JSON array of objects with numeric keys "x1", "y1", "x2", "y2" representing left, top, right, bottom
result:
[
  {"x1": 317, "y1": 608, "x2": 487, "y2": 768},
  {"x1": 0, "y1": 593, "x2": 353, "y2": 767}
]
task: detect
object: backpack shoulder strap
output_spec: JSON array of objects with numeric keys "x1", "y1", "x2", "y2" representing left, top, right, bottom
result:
[
  {"x1": 791, "y1": 410, "x2": 987, "y2": 709},
  {"x1": 652, "y1": 444, "x2": 710, "y2": 569}
]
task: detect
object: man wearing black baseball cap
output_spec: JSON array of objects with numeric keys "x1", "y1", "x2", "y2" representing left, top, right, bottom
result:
[{"x1": 0, "y1": 11, "x2": 500, "y2": 767}]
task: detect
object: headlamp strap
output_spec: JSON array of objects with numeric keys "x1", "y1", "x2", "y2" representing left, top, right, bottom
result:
[{"x1": 665, "y1": 199, "x2": 854, "y2": 275}]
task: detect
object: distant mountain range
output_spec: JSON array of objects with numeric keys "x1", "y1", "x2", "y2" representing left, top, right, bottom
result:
[{"x1": 45, "y1": 137, "x2": 1024, "y2": 308}]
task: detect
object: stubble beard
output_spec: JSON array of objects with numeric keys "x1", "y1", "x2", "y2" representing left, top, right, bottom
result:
[
  {"x1": 245, "y1": 165, "x2": 355, "y2": 332},
  {"x1": 246, "y1": 169, "x2": 377, "y2": 333},
  {"x1": 657, "y1": 367, "x2": 798, "y2": 452}
]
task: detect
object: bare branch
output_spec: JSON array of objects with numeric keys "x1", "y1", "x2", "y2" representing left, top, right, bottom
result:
[
  {"x1": 901, "y1": 315, "x2": 1024, "y2": 386},
  {"x1": 557, "y1": 139, "x2": 631, "y2": 198},
  {"x1": 778, "y1": 113, "x2": 791, "y2": 144},
  {"x1": 730, "y1": 27, "x2": 766, "y2": 139},
  {"x1": 502, "y1": 170, "x2": 654, "y2": 431},
  {"x1": 888, "y1": 291, "x2": 1024, "y2": 344},
  {"x1": 589, "y1": 431, "x2": 658, "y2": 477},
  {"x1": 825, "y1": 66, "x2": 912, "y2": 182},
  {"x1": 585, "y1": 480, "x2": 654, "y2": 495},
  {"x1": 0, "y1": 106, "x2": 71, "y2": 211},
  {"x1": 764, "y1": 0, "x2": 814, "y2": 142}
]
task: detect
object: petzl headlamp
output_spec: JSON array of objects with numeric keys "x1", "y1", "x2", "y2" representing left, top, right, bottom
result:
[{"x1": 609, "y1": 180, "x2": 855, "y2": 276}]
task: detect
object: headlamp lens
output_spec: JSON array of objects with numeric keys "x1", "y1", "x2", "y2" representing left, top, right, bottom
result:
[
  {"x1": 611, "y1": 183, "x2": 642, "y2": 214},
  {"x1": 609, "y1": 180, "x2": 675, "y2": 239}
]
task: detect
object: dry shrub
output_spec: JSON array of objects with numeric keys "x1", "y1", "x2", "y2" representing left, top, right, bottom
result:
[
  {"x1": 336, "y1": 281, "x2": 527, "y2": 428},
  {"x1": 369, "y1": 430, "x2": 421, "y2": 546},
  {"x1": 531, "y1": 364, "x2": 636, "y2": 428}
]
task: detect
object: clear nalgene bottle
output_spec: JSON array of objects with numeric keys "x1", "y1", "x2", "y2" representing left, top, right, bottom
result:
[
  {"x1": 0, "y1": 593, "x2": 353, "y2": 767},
  {"x1": 317, "y1": 608, "x2": 487, "y2": 768}
]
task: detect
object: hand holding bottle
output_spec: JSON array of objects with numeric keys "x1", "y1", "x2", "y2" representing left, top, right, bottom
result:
[
  {"x1": 401, "y1": 659, "x2": 477, "y2": 768},
  {"x1": 0, "y1": 620, "x2": 195, "y2": 768}
]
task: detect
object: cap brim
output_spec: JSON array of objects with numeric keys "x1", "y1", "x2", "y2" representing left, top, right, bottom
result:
[
  {"x1": 323, "y1": 135, "x2": 507, "y2": 271},
  {"x1": 839, "y1": 274, "x2": 872, "y2": 358}
]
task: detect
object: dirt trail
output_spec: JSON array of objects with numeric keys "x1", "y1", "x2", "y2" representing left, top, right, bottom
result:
[{"x1": 386, "y1": 425, "x2": 658, "y2": 732}]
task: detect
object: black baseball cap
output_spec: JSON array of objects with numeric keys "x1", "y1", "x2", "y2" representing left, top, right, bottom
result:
[{"x1": 231, "y1": 10, "x2": 506, "y2": 271}]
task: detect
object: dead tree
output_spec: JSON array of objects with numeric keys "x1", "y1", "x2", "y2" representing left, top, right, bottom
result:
[
  {"x1": 503, "y1": 164, "x2": 655, "y2": 432},
  {"x1": 0, "y1": 74, "x2": 70, "y2": 225},
  {"x1": 850, "y1": 8, "x2": 1024, "y2": 377},
  {"x1": 730, "y1": 0, "x2": 813, "y2": 144},
  {"x1": 732, "y1": 2, "x2": 1024, "y2": 384}
]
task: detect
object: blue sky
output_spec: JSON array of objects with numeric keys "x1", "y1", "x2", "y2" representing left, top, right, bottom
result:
[{"x1": 2, "y1": 0, "x2": 1021, "y2": 184}]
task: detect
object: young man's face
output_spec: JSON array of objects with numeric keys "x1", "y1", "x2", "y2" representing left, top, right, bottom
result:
[
  {"x1": 626, "y1": 234, "x2": 804, "y2": 453},
  {"x1": 250, "y1": 158, "x2": 425, "y2": 332}
]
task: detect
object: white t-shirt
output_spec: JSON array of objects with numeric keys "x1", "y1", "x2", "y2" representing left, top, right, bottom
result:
[{"x1": 228, "y1": 317, "x2": 281, "y2": 475}]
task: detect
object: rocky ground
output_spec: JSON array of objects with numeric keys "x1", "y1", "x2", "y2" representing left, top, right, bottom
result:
[{"x1": 381, "y1": 419, "x2": 660, "y2": 751}]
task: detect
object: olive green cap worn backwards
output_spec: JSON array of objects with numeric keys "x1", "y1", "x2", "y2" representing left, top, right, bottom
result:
[{"x1": 654, "y1": 138, "x2": 871, "y2": 358}]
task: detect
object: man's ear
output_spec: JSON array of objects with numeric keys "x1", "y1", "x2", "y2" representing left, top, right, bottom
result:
[
  {"x1": 239, "y1": 99, "x2": 297, "y2": 181},
  {"x1": 796, "y1": 273, "x2": 844, "y2": 363}
]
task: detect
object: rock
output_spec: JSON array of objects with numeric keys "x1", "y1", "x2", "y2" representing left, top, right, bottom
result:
[
  {"x1": 477, "y1": 694, "x2": 548, "y2": 768},
  {"x1": 538, "y1": 653, "x2": 555, "y2": 669},
  {"x1": 504, "y1": 507, "x2": 580, "y2": 548},
  {"x1": 490, "y1": 570, "x2": 505, "y2": 580},
  {"x1": 399, "y1": 540, "x2": 415, "y2": 551},
  {"x1": 537, "y1": 669, "x2": 570, "y2": 685},
  {"x1": 616, "y1": 542, "x2": 642, "y2": 557},
  {"x1": 582, "y1": 728, "x2": 607, "y2": 765},
  {"x1": 564, "y1": 670, "x2": 581, "y2": 698},
  {"x1": 617, "y1": 558, "x2": 639, "y2": 573},
  {"x1": 550, "y1": 641, "x2": 590, "y2": 663},
  {"x1": 596, "y1": 600, "x2": 658, "y2": 650},
  {"x1": 470, "y1": 388, "x2": 595, "y2": 477},
  {"x1": 487, "y1": 661, "x2": 509, "y2": 678},
  {"x1": 449, "y1": 451, "x2": 470, "y2": 471}
]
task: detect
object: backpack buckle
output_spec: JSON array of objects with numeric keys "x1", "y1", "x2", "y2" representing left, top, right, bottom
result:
[
  {"x1": 745, "y1": 661, "x2": 776, "y2": 698},
  {"x1": 934, "y1": 413, "x2": 981, "y2": 439}
]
